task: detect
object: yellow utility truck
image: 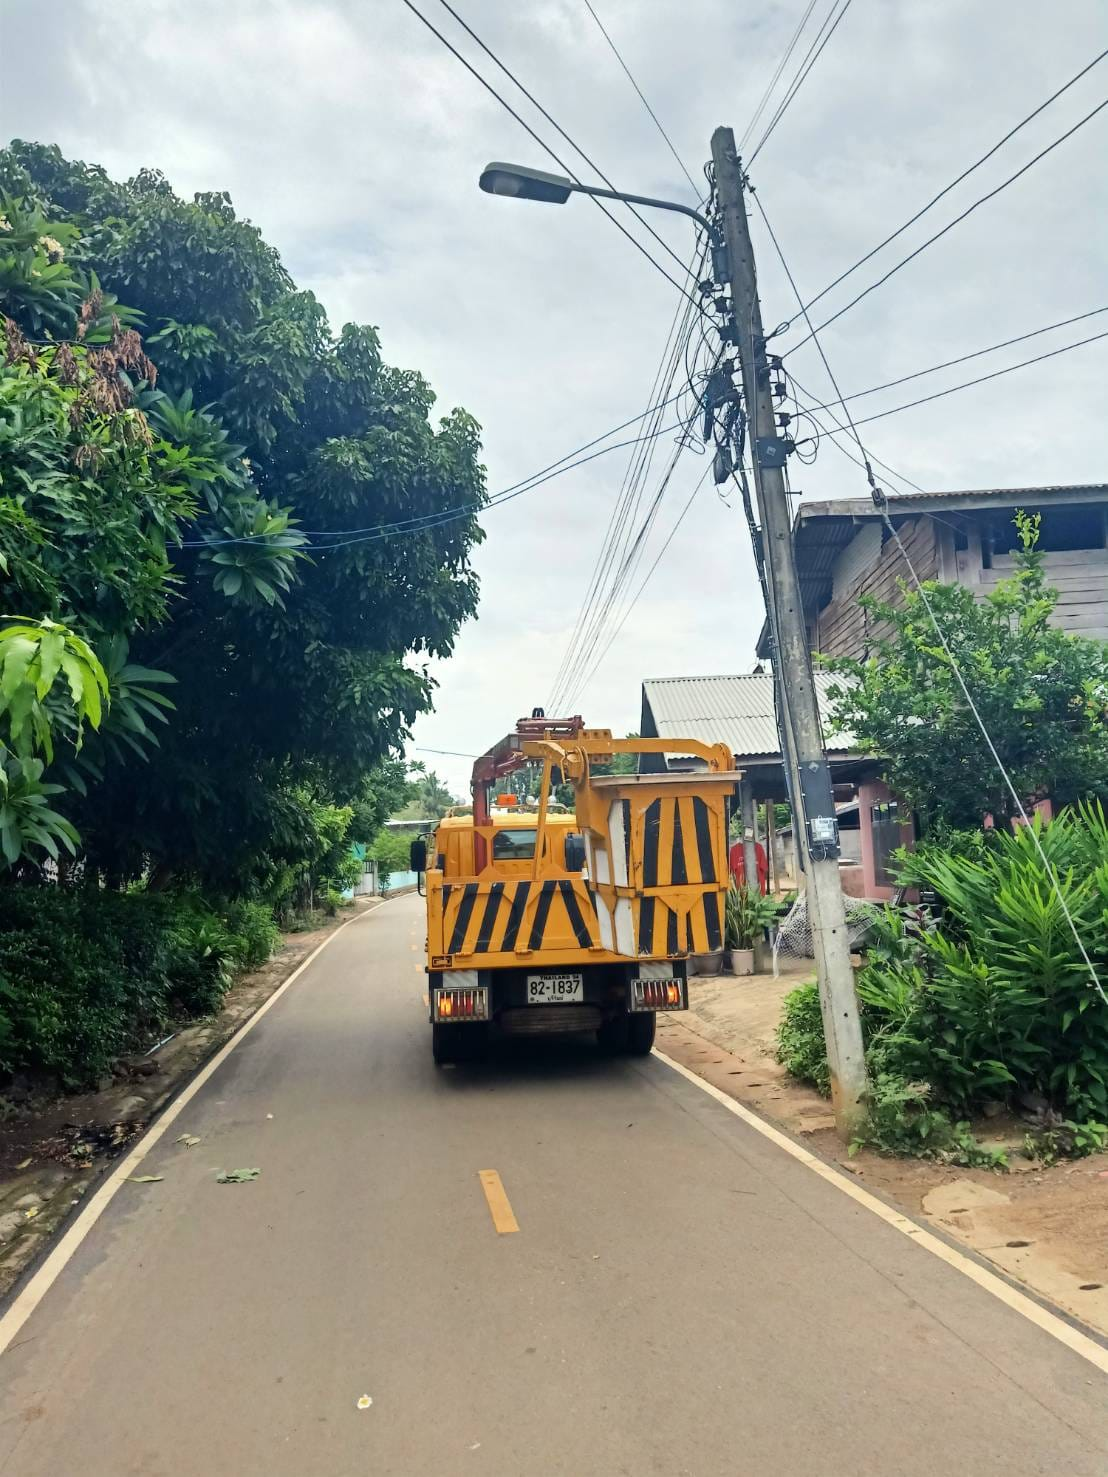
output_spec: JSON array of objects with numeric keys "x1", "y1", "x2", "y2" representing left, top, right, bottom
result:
[{"x1": 410, "y1": 715, "x2": 738, "y2": 1064}]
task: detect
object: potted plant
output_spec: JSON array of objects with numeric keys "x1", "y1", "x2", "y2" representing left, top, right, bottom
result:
[{"x1": 724, "y1": 884, "x2": 780, "y2": 975}]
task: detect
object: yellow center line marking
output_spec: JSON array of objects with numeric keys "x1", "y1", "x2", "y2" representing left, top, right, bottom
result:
[{"x1": 478, "y1": 1170, "x2": 519, "y2": 1234}]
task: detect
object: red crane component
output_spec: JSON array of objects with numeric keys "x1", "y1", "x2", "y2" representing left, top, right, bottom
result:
[{"x1": 470, "y1": 714, "x2": 583, "y2": 869}]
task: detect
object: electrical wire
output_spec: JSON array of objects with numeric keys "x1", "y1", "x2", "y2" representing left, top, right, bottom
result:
[
  {"x1": 751, "y1": 186, "x2": 881, "y2": 498},
  {"x1": 569, "y1": 461, "x2": 713, "y2": 702},
  {"x1": 179, "y1": 391, "x2": 691, "y2": 549},
  {"x1": 545, "y1": 299, "x2": 694, "y2": 705},
  {"x1": 397, "y1": 0, "x2": 700, "y2": 305},
  {"x1": 432, "y1": 0, "x2": 699, "y2": 283},
  {"x1": 784, "y1": 93, "x2": 1108, "y2": 356},
  {"x1": 788, "y1": 48, "x2": 1108, "y2": 325},
  {"x1": 581, "y1": 0, "x2": 700, "y2": 197},
  {"x1": 547, "y1": 236, "x2": 709, "y2": 708},
  {"x1": 837, "y1": 326, "x2": 1108, "y2": 431},
  {"x1": 312, "y1": 416, "x2": 692, "y2": 555},
  {"x1": 737, "y1": 0, "x2": 821, "y2": 156},
  {"x1": 556, "y1": 411, "x2": 699, "y2": 711},
  {"x1": 748, "y1": 0, "x2": 856, "y2": 164},
  {"x1": 788, "y1": 381, "x2": 929, "y2": 494},
  {"x1": 794, "y1": 305, "x2": 1108, "y2": 416}
]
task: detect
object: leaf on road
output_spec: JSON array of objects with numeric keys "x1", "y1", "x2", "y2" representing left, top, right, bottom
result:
[
  {"x1": 15, "y1": 1157, "x2": 32, "y2": 1170},
  {"x1": 176, "y1": 1133, "x2": 201, "y2": 1148},
  {"x1": 126, "y1": 1175, "x2": 163, "y2": 1183},
  {"x1": 216, "y1": 1168, "x2": 260, "y2": 1183}
]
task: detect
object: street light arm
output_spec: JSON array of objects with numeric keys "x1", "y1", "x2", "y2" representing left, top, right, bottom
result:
[
  {"x1": 567, "y1": 181, "x2": 714, "y2": 237},
  {"x1": 479, "y1": 161, "x2": 717, "y2": 242}
]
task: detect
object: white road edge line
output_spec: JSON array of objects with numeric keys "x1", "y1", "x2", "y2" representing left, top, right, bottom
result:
[
  {"x1": 653, "y1": 1047, "x2": 1108, "y2": 1377},
  {"x1": 0, "y1": 899, "x2": 387, "y2": 1360}
]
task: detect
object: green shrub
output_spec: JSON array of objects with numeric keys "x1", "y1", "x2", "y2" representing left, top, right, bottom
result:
[
  {"x1": 775, "y1": 807, "x2": 1108, "y2": 1163},
  {"x1": 0, "y1": 883, "x2": 283, "y2": 1088},
  {"x1": 775, "y1": 982, "x2": 830, "y2": 1096},
  {"x1": 860, "y1": 802, "x2": 1108, "y2": 1121},
  {"x1": 223, "y1": 899, "x2": 281, "y2": 969},
  {"x1": 851, "y1": 1073, "x2": 1007, "y2": 1169}
]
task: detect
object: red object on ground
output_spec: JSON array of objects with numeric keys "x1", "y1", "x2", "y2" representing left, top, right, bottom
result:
[{"x1": 729, "y1": 840, "x2": 768, "y2": 895}]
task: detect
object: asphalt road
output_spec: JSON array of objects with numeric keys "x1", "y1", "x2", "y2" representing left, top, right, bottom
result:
[{"x1": 0, "y1": 895, "x2": 1106, "y2": 1475}]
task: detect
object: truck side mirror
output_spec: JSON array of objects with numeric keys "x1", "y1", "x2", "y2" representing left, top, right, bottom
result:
[
  {"x1": 410, "y1": 838, "x2": 427, "y2": 874},
  {"x1": 564, "y1": 833, "x2": 586, "y2": 873}
]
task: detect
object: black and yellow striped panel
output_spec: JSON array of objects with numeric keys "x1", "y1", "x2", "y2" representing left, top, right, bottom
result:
[
  {"x1": 639, "y1": 796, "x2": 719, "y2": 889},
  {"x1": 635, "y1": 890, "x2": 724, "y2": 956},
  {"x1": 439, "y1": 878, "x2": 599, "y2": 957}
]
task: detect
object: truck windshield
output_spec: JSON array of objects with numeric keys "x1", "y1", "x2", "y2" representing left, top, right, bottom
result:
[{"x1": 492, "y1": 828, "x2": 537, "y2": 860}]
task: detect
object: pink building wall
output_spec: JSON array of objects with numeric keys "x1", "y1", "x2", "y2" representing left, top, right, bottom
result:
[{"x1": 857, "y1": 779, "x2": 915, "y2": 900}]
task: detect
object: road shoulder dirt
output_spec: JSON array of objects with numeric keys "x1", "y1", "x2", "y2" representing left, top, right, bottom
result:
[{"x1": 659, "y1": 969, "x2": 1108, "y2": 1336}]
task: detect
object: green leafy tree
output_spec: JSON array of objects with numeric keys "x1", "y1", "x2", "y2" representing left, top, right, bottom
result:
[
  {"x1": 825, "y1": 514, "x2": 1108, "y2": 830},
  {"x1": 0, "y1": 144, "x2": 485, "y2": 891},
  {"x1": 396, "y1": 764, "x2": 458, "y2": 821},
  {"x1": 0, "y1": 617, "x2": 108, "y2": 865}
]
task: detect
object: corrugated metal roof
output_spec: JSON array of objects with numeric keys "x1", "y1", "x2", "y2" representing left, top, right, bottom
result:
[
  {"x1": 800, "y1": 484, "x2": 1107, "y2": 516},
  {"x1": 642, "y1": 672, "x2": 857, "y2": 760}
]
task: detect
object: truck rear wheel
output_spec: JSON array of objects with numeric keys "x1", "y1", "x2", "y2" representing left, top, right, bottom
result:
[
  {"x1": 598, "y1": 1010, "x2": 656, "y2": 1056},
  {"x1": 626, "y1": 1010, "x2": 656, "y2": 1055},
  {"x1": 432, "y1": 1022, "x2": 487, "y2": 1065}
]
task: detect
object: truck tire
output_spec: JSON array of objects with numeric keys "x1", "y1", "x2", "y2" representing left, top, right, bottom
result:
[
  {"x1": 432, "y1": 1022, "x2": 487, "y2": 1065},
  {"x1": 597, "y1": 1012, "x2": 629, "y2": 1055},
  {"x1": 598, "y1": 1011, "x2": 656, "y2": 1056},
  {"x1": 626, "y1": 1010, "x2": 656, "y2": 1055}
]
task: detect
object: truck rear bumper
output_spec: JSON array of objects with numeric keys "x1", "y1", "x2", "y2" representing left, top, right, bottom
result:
[{"x1": 428, "y1": 961, "x2": 687, "y2": 1029}]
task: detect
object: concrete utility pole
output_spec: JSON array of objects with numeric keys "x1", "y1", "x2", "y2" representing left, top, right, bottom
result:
[{"x1": 711, "y1": 125, "x2": 869, "y2": 1139}]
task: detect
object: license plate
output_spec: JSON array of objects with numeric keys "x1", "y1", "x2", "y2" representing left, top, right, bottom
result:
[{"x1": 526, "y1": 972, "x2": 583, "y2": 1004}]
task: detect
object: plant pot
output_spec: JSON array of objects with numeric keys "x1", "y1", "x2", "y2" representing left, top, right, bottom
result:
[
  {"x1": 731, "y1": 947, "x2": 755, "y2": 976},
  {"x1": 691, "y1": 949, "x2": 725, "y2": 976}
]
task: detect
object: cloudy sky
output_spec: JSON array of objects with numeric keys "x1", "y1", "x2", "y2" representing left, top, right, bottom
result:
[{"x1": 3, "y1": 0, "x2": 1106, "y2": 797}]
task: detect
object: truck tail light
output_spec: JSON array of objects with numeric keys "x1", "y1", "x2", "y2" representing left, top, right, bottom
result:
[
  {"x1": 434, "y1": 986, "x2": 490, "y2": 1022},
  {"x1": 632, "y1": 977, "x2": 685, "y2": 1011}
]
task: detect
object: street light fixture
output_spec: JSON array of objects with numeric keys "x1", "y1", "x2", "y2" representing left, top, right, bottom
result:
[{"x1": 479, "y1": 161, "x2": 715, "y2": 238}]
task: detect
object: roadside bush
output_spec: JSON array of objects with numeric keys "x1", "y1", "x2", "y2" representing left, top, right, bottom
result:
[
  {"x1": 870, "y1": 802, "x2": 1108, "y2": 1120},
  {"x1": 775, "y1": 981, "x2": 830, "y2": 1096},
  {"x1": 0, "y1": 884, "x2": 283, "y2": 1089},
  {"x1": 775, "y1": 803, "x2": 1108, "y2": 1161},
  {"x1": 223, "y1": 900, "x2": 281, "y2": 969}
]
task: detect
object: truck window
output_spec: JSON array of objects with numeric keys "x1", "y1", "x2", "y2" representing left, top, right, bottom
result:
[{"x1": 492, "y1": 828, "x2": 537, "y2": 860}]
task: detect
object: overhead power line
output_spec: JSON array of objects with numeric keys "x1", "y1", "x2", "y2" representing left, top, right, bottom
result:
[
  {"x1": 183, "y1": 392, "x2": 689, "y2": 549},
  {"x1": 795, "y1": 305, "x2": 1108, "y2": 416},
  {"x1": 397, "y1": 0, "x2": 700, "y2": 304},
  {"x1": 841, "y1": 326, "x2": 1108, "y2": 430},
  {"x1": 558, "y1": 432, "x2": 701, "y2": 712},
  {"x1": 785, "y1": 90, "x2": 1108, "y2": 355},
  {"x1": 737, "y1": 0, "x2": 821, "y2": 156},
  {"x1": 788, "y1": 377, "x2": 929, "y2": 494},
  {"x1": 433, "y1": 0, "x2": 696, "y2": 278},
  {"x1": 790, "y1": 47, "x2": 1108, "y2": 324},
  {"x1": 569, "y1": 462, "x2": 712, "y2": 704},
  {"x1": 748, "y1": 0, "x2": 856, "y2": 164},
  {"x1": 581, "y1": 0, "x2": 700, "y2": 197},
  {"x1": 547, "y1": 236, "x2": 709, "y2": 709}
]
